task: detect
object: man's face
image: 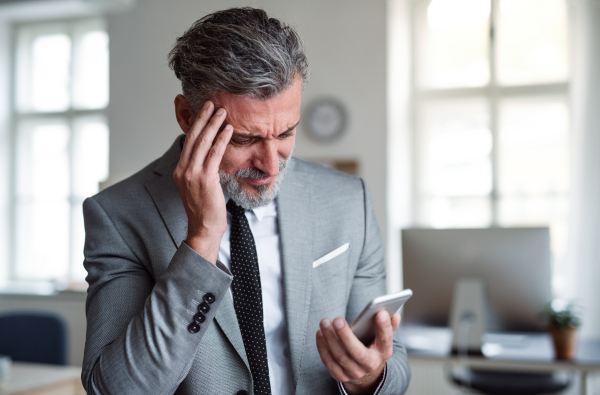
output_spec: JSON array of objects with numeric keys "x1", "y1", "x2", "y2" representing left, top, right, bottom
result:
[{"x1": 213, "y1": 76, "x2": 302, "y2": 208}]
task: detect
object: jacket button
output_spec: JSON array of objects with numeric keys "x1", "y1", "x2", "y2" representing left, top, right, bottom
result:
[
  {"x1": 198, "y1": 302, "x2": 210, "y2": 314},
  {"x1": 204, "y1": 292, "x2": 216, "y2": 304},
  {"x1": 188, "y1": 322, "x2": 201, "y2": 334},
  {"x1": 236, "y1": 391, "x2": 249, "y2": 395},
  {"x1": 193, "y1": 312, "x2": 206, "y2": 324}
]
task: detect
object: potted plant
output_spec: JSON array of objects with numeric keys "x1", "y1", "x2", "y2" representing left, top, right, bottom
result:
[{"x1": 541, "y1": 300, "x2": 582, "y2": 360}]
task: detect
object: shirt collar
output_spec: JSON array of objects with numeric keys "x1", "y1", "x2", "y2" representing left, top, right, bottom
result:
[{"x1": 223, "y1": 192, "x2": 275, "y2": 222}]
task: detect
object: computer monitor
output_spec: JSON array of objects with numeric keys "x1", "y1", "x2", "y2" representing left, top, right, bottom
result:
[{"x1": 402, "y1": 227, "x2": 552, "y2": 332}]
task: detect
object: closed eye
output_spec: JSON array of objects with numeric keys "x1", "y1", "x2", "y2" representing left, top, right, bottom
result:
[
  {"x1": 229, "y1": 121, "x2": 299, "y2": 146},
  {"x1": 278, "y1": 130, "x2": 295, "y2": 139},
  {"x1": 230, "y1": 136, "x2": 258, "y2": 146},
  {"x1": 277, "y1": 122, "x2": 299, "y2": 139}
]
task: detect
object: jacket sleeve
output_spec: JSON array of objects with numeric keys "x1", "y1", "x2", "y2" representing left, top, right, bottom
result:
[
  {"x1": 341, "y1": 180, "x2": 411, "y2": 395},
  {"x1": 81, "y1": 196, "x2": 233, "y2": 395}
]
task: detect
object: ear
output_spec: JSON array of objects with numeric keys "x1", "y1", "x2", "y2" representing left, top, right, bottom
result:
[{"x1": 174, "y1": 94, "x2": 195, "y2": 134}]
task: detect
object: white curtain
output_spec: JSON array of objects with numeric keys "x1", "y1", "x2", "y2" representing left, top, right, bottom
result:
[{"x1": 564, "y1": 0, "x2": 600, "y2": 339}]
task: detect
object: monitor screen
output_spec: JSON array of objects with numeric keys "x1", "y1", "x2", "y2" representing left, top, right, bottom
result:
[{"x1": 402, "y1": 227, "x2": 552, "y2": 332}]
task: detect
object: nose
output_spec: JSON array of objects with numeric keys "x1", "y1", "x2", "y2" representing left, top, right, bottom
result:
[{"x1": 252, "y1": 140, "x2": 280, "y2": 177}]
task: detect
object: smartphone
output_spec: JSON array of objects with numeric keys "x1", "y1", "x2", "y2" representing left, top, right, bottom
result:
[{"x1": 350, "y1": 289, "x2": 413, "y2": 345}]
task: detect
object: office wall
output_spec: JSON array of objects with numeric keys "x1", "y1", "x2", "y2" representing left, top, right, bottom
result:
[{"x1": 106, "y1": 0, "x2": 389, "y2": 252}]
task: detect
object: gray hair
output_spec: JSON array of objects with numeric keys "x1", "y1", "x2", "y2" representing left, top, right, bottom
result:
[{"x1": 168, "y1": 7, "x2": 309, "y2": 113}]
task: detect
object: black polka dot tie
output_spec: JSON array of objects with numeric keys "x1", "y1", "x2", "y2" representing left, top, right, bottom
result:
[{"x1": 227, "y1": 199, "x2": 272, "y2": 395}]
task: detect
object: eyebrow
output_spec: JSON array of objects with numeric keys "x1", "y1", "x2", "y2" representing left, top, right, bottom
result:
[{"x1": 231, "y1": 121, "x2": 300, "y2": 139}]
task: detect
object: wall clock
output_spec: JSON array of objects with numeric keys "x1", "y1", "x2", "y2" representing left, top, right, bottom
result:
[{"x1": 304, "y1": 98, "x2": 348, "y2": 142}]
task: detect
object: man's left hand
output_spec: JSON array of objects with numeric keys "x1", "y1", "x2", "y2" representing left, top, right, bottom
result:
[{"x1": 316, "y1": 310, "x2": 400, "y2": 395}]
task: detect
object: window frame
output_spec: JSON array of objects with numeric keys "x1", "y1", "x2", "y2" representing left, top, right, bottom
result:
[
  {"x1": 8, "y1": 17, "x2": 109, "y2": 284},
  {"x1": 409, "y1": 0, "x2": 570, "y2": 228}
]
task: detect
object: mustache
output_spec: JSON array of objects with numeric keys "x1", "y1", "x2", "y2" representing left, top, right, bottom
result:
[{"x1": 232, "y1": 159, "x2": 287, "y2": 179}]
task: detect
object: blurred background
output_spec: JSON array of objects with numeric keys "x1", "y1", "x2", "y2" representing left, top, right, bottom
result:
[{"x1": 0, "y1": 0, "x2": 599, "y2": 393}]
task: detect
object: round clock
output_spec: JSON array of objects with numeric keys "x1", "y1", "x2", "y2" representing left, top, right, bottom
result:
[{"x1": 304, "y1": 98, "x2": 348, "y2": 142}]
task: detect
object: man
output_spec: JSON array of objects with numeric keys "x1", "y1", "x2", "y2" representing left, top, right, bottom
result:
[{"x1": 82, "y1": 7, "x2": 410, "y2": 395}]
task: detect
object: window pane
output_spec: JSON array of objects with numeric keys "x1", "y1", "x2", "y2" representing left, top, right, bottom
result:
[
  {"x1": 418, "y1": 99, "x2": 492, "y2": 197},
  {"x1": 72, "y1": 19, "x2": 109, "y2": 109},
  {"x1": 498, "y1": 96, "x2": 569, "y2": 266},
  {"x1": 499, "y1": 196, "x2": 568, "y2": 227},
  {"x1": 497, "y1": 0, "x2": 568, "y2": 85},
  {"x1": 12, "y1": 18, "x2": 109, "y2": 283},
  {"x1": 15, "y1": 201, "x2": 70, "y2": 280},
  {"x1": 70, "y1": 116, "x2": 109, "y2": 283},
  {"x1": 498, "y1": 96, "x2": 569, "y2": 197},
  {"x1": 72, "y1": 116, "x2": 109, "y2": 198},
  {"x1": 15, "y1": 119, "x2": 71, "y2": 280},
  {"x1": 419, "y1": 197, "x2": 491, "y2": 228},
  {"x1": 16, "y1": 24, "x2": 71, "y2": 112},
  {"x1": 17, "y1": 120, "x2": 71, "y2": 200},
  {"x1": 417, "y1": 0, "x2": 490, "y2": 88}
]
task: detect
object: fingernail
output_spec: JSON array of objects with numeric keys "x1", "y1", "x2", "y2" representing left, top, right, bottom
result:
[
  {"x1": 333, "y1": 318, "x2": 345, "y2": 329},
  {"x1": 321, "y1": 319, "x2": 331, "y2": 329},
  {"x1": 203, "y1": 101, "x2": 210, "y2": 109},
  {"x1": 378, "y1": 311, "x2": 390, "y2": 322},
  {"x1": 216, "y1": 108, "x2": 224, "y2": 116},
  {"x1": 224, "y1": 125, "x2": 232, "y2": 131}
]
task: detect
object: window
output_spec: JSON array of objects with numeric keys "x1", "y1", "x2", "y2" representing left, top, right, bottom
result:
[
  {"x1": 411, "y1": 0, "x2": 569, "y2": 287},
  {"x1": 11, "y1": 18, "x2": 109, "y2": 285}
]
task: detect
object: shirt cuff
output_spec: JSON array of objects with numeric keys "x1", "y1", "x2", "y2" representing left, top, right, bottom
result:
[{"x1": 337, "y1": 362, "x2": 388, "y2": 395}]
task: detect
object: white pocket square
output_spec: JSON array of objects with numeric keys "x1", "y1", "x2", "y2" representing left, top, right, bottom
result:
[{"x1": 313, "y1": 242, "x2": 350, "y2": 268}]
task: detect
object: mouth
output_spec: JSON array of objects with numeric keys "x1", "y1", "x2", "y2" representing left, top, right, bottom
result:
[{"x1": 243, "y1": 175, "x2": 274, "y2": 185}]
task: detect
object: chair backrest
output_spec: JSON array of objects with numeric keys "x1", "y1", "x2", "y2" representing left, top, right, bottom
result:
[{"x1": 0, "y1": 312, "x2": 68, "y2": 365}]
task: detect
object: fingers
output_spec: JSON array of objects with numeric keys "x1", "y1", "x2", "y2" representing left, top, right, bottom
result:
[
  {"x1": 187, "y1": 107, "x2": 229, "y2": 172},
  {"x1": 392, "y1": 312, "x2": 401, "y2": 331},
  {"x1": 204, "y1": 124, "x2": 233, "y2": 174},
  {"x1": 171, "y1": 100, "x2": 231, "y2": 256},
  {"x1": 372, "y1": 310, "x2": 394, "y2": 361},
  {"x1": 317, "y1": 311, "x2": 397, "y2": 385},
  {"x1": 178, "y1": 101, "x2": 214, "y2": 169},
  {"x1": 316, "y1": 329, "x2": 352, "y2": 382},
  {"x1": 320, "y1": 318, "x2": 370, "y2": 380},
  {"x1": 333, "y1": 318, "x2": 380, "y2": 372}
]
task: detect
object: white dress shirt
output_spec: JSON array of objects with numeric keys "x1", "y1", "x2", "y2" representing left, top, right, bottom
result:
[{"x1": 219, "y1": 196, "x2": 294, "y2": 395}]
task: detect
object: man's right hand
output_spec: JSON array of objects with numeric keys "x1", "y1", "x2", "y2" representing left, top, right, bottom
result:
[{"x1": 173, "y1": 100, "x2": 233, "y2": 264}]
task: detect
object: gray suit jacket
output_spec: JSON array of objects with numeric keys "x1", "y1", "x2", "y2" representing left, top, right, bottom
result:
[{"x1": 82, "y1": 135, "x2": 411, "y2": 394}]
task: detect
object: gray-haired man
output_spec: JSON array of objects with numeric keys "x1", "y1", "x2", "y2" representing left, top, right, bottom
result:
[{"x1": 82, "y1": 7, "x2": 410, "y2": 395}]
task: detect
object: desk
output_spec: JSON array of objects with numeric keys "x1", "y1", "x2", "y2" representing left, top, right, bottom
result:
[
  {"x1": 0, "y1": 362, "x2": 84, "y2": 395},
  {"x1": 403, "y1": 326, "x2": 600, "y2": 395}
]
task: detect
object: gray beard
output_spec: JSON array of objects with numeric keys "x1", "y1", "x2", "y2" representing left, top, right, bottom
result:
[{"x1": 219, "y1": 158, "x2": 289, "y2": 210}]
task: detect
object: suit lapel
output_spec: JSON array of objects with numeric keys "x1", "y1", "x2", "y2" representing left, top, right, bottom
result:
[
  {"x1": 277, "y1": 158, "x2": 314, "y2": 387},
  {"x1": 215, "y1": 292, "x2": 250, "y2": 369},
  {"x1": 145, "y1": 135, "x2": 249, "y2": 371},
  {"x1": 145, "y1": 136, "x2": 187, "y2": 248},
  {"x1": 145, "y1": 177, "x2": 188, "y2": 250}
]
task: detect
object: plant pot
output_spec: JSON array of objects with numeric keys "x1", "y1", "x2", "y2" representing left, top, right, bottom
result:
[{"x1": 549, "y1": 326, "x2": 578, "y2": 360}]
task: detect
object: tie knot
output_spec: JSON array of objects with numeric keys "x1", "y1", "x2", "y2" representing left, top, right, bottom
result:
[{"x1": 226, "y1": 199, "x2": 246, "y2": 217}]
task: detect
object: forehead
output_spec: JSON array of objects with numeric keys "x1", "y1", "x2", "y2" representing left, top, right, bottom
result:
[{"x1": 212, "y1": 77, "x2": 303, "y2": 135}]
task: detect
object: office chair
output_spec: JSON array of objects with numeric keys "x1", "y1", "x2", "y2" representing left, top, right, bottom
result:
[
  {"x1": 0, "y1": 312, "x2": 68, "y2": 365},
  {"x1": 450, "y1": 368, "x2": 572, "y2": 395}
]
